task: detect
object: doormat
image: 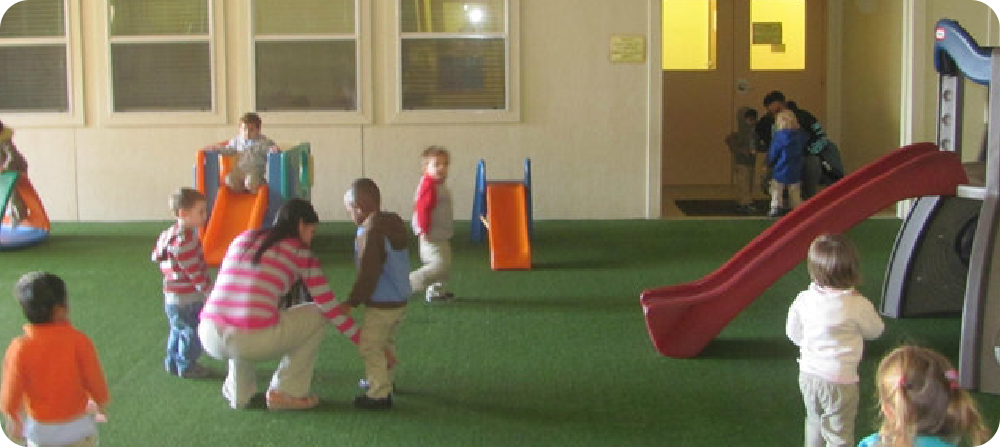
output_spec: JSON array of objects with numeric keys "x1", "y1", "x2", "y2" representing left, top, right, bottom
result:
[{"x1": 673, "y1": 199, "x2": 771, "y2": 217}]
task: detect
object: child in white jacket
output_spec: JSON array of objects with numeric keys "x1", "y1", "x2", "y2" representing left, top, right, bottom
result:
[{"x1": 786, "y1": 233, "x2": 884, "y2": 447}]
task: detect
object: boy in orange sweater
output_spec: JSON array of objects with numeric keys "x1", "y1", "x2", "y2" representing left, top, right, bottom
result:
[{"x1": 1, "y1": 272, "x2": 109, "y2": 446}]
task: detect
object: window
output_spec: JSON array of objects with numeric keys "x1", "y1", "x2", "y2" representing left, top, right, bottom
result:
[
  {"x1": 105, "y1": 0, "x2": 225, "y2": 123},
  {"x1": 662, "y1": 0, "x2": 717, "y2": 71},
  {"x1": 391, "y1": 0, "x2": 519, "y2": 123},
  {"x1": 253, "y1": 0, "x2": 360, "y2": 113},
  {"x1": 749, "y1": 0, "x2": 805, "y2": 70},
  {"x1": 0, "y1": 0, "x2": 81, "y2": 123}
]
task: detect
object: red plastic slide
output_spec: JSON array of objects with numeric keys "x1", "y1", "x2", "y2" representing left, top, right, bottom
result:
[{"x1": 640, "y1": 143, "x2": 968, "y2": 358}]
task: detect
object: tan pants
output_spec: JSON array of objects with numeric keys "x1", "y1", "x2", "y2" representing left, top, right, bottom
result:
[
  {"x1": 732, "y1": 164, "x2": 755, "y2": 206},
  {"x1": 199, "y1": 304, "x2": 327, "y2": 409},
  {"x1": 770, "y1": 180, "x2": 802, "y2": 210},
  {"x1": 224, "y1": 167, "x2": 264, "y2": 193},
  {"x1": 360, "y1": 307, "x2": 406, "y2": 399},
  {"x1": 409, "y1": 236, "x2": 451, "y2": 293}
]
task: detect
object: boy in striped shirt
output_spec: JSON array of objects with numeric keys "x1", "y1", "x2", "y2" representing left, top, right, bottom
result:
[{"x1": 152, "y1": 187, "x2": 212, "y2": 379}]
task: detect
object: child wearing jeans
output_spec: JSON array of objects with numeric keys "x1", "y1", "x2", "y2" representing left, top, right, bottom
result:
[
  {"x1": 767, "y1": 109, "x2": 808, "y2": 217},
  {"x1": 343, "y1": 178, "x2": 411, "y2": 410},
  {"x1": 858, "y1": 345, "x2": 988, "y2": 447},
  {"x1": 786, "y1": 234, "x2": 884, "y2": 447},
  {"x1": 1, "y1": 272, "x2": 110, "y2": 447},
  {"x1": 410, "y1": 146, "x2": 454, "y2": 302},
  {"x1": 215, "y1": 112, "x2": 280, "y2": 193},
  {"x1": 152, "y1": 187, "x2": 212, "y2": 379}
]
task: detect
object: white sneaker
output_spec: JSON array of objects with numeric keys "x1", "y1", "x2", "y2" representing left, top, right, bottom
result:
[{"x1": 425, "y1": 283, "x2": 454, "y2": 302}]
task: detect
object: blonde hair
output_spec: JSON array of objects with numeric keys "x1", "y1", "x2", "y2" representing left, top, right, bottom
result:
[
  {"x1": 169, "y1": 187, "x2": 206, "y2": 216},
  {"x1": 807, "y1": 234, "x2": 860, "y2": 289},
  {"x1": 775, "y1": 109, "x2": 800, "y2": 130},
  {"x1": 420, "y1": 145, "x2": 450, "y2": 167},
  {"x1": 873, "y1": 346, "x2": 988, "y2": 447}
]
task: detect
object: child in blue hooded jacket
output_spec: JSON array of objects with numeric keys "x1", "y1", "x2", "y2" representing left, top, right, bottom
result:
[{"x1": 766, "y1": 109, "x2": 808, "y2": 217}]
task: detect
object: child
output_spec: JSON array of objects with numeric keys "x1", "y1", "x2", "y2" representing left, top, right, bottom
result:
[
  {"x1": 858, "y1": 346, "x2": 988, "y2": 447},
  {"x1": 725, "y1": 107, "x2": 759, "y2": 214},
  {"x1": 0, "y1": 120, "x2": 28, "y2": 228},
  {"x1": 152, "y1": 187, "x2": 212, "y2": 379},
  {"x1": 1, "y1": 272, "x2": 110, "y2": 446},
  {"x1": 215, "y1": 112, "x2": 280, "y2": 193},
  {"x1": 786, "y1": 234, "x2": 884, "y2": 447},
  {"x1": 410, "y1": 146, "x2": 455, "y2": 302},
  {"x1": 766, "y1": 109, "x2": 808, "y2": 218},
  {"x1": 343, "y1": 178, "x2": 411, "y2": 410}
]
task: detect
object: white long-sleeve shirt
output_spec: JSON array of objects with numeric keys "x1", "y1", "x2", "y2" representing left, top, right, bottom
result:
[{"x1": 786, "y1": 283, "x2": 884, "y2": 383}]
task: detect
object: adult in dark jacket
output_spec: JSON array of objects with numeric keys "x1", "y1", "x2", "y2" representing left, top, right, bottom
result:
[{"x1": 755, "y1": 91, "x2": 844, "y2": 199}]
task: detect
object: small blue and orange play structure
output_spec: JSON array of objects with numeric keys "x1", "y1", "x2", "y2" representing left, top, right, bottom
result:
[
  {"x1": 0, "y1": 171, "x2": 49, "y2": 249},
  {"x1": 195, "y1": 143, "x2": 313, "y2": 266},
  {"x1": 470, "y1": 158, "x2": 532, "y2": 270}
]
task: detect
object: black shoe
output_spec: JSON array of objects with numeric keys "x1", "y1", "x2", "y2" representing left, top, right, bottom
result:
[{"x1": 354, "y1": 394, "x2": 392, "y2": 410}]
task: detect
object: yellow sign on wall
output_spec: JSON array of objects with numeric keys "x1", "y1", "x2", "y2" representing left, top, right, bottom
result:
[{"x1": 610, "y1": 35, "x2": 646, "y2": 63}]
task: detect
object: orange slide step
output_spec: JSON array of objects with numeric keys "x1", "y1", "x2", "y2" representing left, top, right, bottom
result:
[{"x1": 486, "y1": 182, "x2": 531, "y2": 270}]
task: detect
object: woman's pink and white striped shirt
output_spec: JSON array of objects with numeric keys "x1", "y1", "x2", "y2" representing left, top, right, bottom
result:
[{"x1": 200, "y1": 230, "x2": 359, "y2": 344}]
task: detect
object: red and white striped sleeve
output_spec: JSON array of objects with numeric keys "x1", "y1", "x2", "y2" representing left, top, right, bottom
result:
[
  {"x1": 174, "y1": 229, "x2": 210, "y2": 293},
  {"x1": 292, "y1": 243, "x2": 360, "y2": 345}
]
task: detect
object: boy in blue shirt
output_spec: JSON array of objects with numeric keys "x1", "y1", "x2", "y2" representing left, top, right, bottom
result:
[{"x1": 342, "y1": 178, "x2": 411, "y2": 410}]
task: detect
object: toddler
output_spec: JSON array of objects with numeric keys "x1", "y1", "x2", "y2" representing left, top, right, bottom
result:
[
  {"x1": 216, "y1": 112, "x2": 279, "y2": 193},
  {"x1": 152, "y1": 187, "x2": 212, "y2": 378},
  {"x1": 725, "y1": 107, "x2": 759, "y2": 213},
  {"x1": 0, "y1": 120, "x2": 28, "y2": 227},
  {"x1": 1, "y1": 272, "x2": 110, "y2": 447},
  {"x1": 767, "y1": 109, "x2": 808, "y2": 217},
  {"x1": 786, "y1": 234, "x2": 884, "y2": 447},
  {"x1": 858, "y1": 345, "x2": 988, "y2": 447},
  {"x1": 344, "y1": 178, "x2": 411, "y2": 410},
  {"x1": 410, "y1": 146, "x2": 455, "y2": 302}
]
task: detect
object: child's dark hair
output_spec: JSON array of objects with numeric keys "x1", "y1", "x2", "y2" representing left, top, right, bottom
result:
[
  {"x1": 873, "y1": 345, "x2": 988, "y2": 447},
  {"x1": 347, "y1": 178, "x2": 381, "y2": 210},
  {"x1": 169, "y1": 187, "x2": 206, "y2": 216},
  {"x1": 250, "y1": 198, "x2": 319, "y2": 264},
  {"x1": 15, "y1": 271, "x2": 67, "y2": 324},
  {"x1": 743, "y1": 108, "x2": 758, "y2": 120},
  {"x1": 807, "y1": 233, "x2": 860, "y2": 289},
  {"x1": 239, "y1": 112, "x2": 262, "y2": 128}
]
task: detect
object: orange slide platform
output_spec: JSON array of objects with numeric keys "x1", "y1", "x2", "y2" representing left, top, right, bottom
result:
[
  {"x1": 486, "y1": 182, "x2": 531, "y2": 270},
  {"x1": 640, "y1": 143, "x2": 969, "y2": 358}
]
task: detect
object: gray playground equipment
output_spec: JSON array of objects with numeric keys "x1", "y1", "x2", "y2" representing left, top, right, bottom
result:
[{"x1": 880, "y1": 19, "x2": 1000, "y2": 392}]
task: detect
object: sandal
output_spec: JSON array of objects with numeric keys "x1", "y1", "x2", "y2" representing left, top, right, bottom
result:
[{"x1": 265, "y1": 389, "x2": 319, "y2": 411}]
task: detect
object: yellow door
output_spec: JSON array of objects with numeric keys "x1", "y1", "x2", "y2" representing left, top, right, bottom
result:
[{"x1": 662, "y1": 0, "x2": 826, "y2": 186}]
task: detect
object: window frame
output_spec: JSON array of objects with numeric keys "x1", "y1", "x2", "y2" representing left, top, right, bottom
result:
[
  {"x1": 388, "y1": 0, "x2": 520, "y2": 124},
  {"x1": 0, "y1": 0, "x2": 84, "y2": 127},
  {"x1": 248, "y1": 0, "x2": 371, "y2": 125},
  {"x1": 99, "y1": 0, "x2": 227, "y2": 126}
]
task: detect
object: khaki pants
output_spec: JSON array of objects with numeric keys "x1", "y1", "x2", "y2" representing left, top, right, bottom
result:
[
  {"x1": 199, "y1": 304, "x2": 327, "y2": 409},
  {"x1": 360, "y1": 307, "x2": 406, "y2": 399},
  {"x1": 732, "y1": 164, "x2": 755, "y2": 206},
  {"x1": 409, "y1": 236, "x2": 451, "y2": 293},
  {"x1": 224, "y1": 167, "x2": 264, "y2": 193},
  {"x1": 799, "y1": 372, "x2": 859, "y2": 447},
  {"x1": 770, "y1": 180, "x2": 802, "y2": 210}
]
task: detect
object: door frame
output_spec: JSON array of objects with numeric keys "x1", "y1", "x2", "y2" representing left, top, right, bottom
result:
[{"x1": 644, "y1": 0, "x2": 844, "y2": 218}]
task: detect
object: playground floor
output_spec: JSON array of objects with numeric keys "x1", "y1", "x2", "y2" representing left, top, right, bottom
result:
[{"x1": 0, "y1": 219, "x2": 995, "y2": 446}]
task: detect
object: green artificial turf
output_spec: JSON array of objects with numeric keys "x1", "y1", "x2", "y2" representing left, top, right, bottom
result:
[{"x1": 0, "y1": 219, "x2": 995, "y2": 446}]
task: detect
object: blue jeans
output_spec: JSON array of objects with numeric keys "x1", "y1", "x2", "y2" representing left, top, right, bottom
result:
[{"x1": 165, "y1": 301, "x2": 204, "y2": 373}]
